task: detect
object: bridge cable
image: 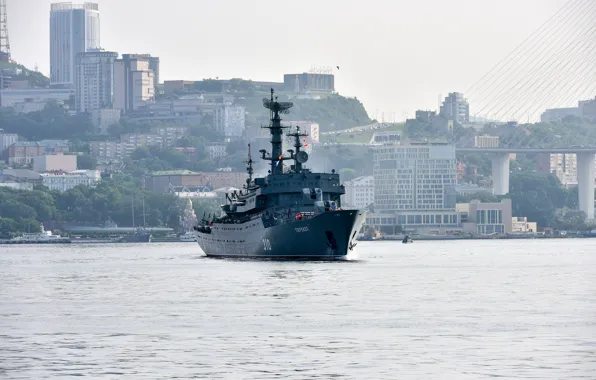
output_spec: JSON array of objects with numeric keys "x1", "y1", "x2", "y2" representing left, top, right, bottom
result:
[
  {"x1": 488, "y1": 21, "x2": 596, "y2": 122},
  {"x1": 465, "y1": 0, "x2": 580, "y2": 99},
  {"x1": 502, "y1": 25, "x2": 596, "y2": 122},
  {"x1": 473, "y1": 0, "x2": 592, "y2": 119},
  {"x1": 467, "y1": 0, "x2": 585, "y2": 105}
]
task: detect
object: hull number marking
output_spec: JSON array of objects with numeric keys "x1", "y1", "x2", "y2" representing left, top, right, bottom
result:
[
  {"x1": 295, "y1": 226, "x2": 310, "y2": 233},
  {"x1": 263, "y1": 238, "x2": 272, "y2": 251}
]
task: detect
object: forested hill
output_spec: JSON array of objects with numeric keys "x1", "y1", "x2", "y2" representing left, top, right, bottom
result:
[
  {"x1": 238, "y1": 93, "x2": 372, "y2": 132},
  {"x1": 0, "y1": 61, "x2": 50, "y2": 88}
]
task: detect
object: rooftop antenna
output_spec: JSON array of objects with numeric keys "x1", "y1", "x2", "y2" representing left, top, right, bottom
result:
[{"x1": 0, "y1": 0, "x2": 10, "y2": 62}]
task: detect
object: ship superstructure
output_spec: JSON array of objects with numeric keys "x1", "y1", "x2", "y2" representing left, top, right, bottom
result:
[{"x1": 194, "y1": 89, "x2": 366, "y2": 259}]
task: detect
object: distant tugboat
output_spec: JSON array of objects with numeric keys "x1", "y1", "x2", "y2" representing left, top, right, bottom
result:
[
  {"x1": 0, "y1": 223, "x2": 71, "y2": 244},
  {"x1": 194, "y1": 89, "x2": 366, "y2": 259}
]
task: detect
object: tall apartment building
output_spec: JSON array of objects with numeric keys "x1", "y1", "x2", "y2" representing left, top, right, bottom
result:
[
  {"x1": 74, "y1": 49, "x2": 118, "y2": 113},
  {"x1": 50, "y1": 2, "x2": 100, "y2": 87},
  {"x1": 370, "y1": 143, "x2": 459, "y2": 234},
  {"x1": 550, "y1": 153, "x2": 578, "y2": 187},
  {"x1": 114, "y1": 54, "x2": 157, "y2": 112},
  {"x1": 440, "y1": 92, "x2": 470, "y2": 124},
  {"x1": 132, "y1": 54, "x2": 160, "y2": 89},
  {"x1": 0, "y1": 129, "x2": 18, "y2": 159},
  {"x1": 215, "y1": 105, "x2": 245, "y2": 137}
]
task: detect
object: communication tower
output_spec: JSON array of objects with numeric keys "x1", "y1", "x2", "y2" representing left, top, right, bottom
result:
[{"x1": 0, "y1": 0, "x2": 10, "y2": 62}]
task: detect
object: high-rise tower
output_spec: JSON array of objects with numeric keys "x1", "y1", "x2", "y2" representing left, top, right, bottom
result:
[
  {"x1": 0, "y1": 0, "x2": 10, "y2": 62},
  {"x1": 50, "y1": 2, "x2": 100, "y2": 87}
]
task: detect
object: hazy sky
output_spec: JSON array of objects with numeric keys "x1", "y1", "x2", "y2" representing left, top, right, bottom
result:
[{"x1": 6, "y1": 0, "x2": 569, "y2": 120}]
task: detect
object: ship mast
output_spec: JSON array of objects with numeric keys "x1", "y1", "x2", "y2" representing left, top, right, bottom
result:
[
  {"x1": 287, "y1": 126, "x2": 308, "y2": 173},
  {"x1": 245, "y1": 143, "x2": 254, "y2": 188},
  {"x1": 261, "y1": 89, "x2": 291, "y2": 175}
]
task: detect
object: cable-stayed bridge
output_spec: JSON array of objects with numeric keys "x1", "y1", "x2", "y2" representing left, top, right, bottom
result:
[
  {"x1": 320, "y1": 0, "x2": 596, "y2": 218},
  {"x1": 465, "y1": 0, "x2": 596, "y2": 124}
]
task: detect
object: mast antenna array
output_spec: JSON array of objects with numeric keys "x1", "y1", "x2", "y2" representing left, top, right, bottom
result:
[{"x1": 0, "y1": 0, "x2": 11, "y2": 61}]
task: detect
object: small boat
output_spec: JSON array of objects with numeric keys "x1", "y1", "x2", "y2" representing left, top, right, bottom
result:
[
  {"x1": 179, "y1": 231, "x2": 197, "y2": 242},
  {"x1": 0, "y1": 223, "x2": 71, "y2": 244},
  {"x1": 402, "y1": 235, "x2": 413, "y2": 244}
]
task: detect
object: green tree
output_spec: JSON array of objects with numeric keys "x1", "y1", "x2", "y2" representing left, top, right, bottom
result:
[
  {"x1": 339, "y1": 168, "x2": 357, "y2": 182},
  {"x1": 77, "y1": 155, "x2": 97, "y2": 170}
]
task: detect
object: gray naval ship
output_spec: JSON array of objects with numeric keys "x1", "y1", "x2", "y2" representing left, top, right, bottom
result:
[{"x1": 193, "y1": 89, "x2": 366, "y2": 259}]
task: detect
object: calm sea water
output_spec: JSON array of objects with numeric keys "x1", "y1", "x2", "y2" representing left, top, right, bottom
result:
[{"x1": 1, "y1": 240, "x2": 595, "y2": 379}]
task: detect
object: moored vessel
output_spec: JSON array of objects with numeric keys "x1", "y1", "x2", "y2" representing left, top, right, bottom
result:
[
  {"x1": 194, "y1": 89, "x2": 366, "y2": 259},
  {"x1": 179, "y1": 231, "x2": 197, "y2": 242},
  {"x1": 0, "y1": 223, "x2": 71, "y2": 244}
]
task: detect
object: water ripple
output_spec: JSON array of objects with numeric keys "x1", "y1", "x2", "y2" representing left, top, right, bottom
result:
[{"x1": 0, "y1": 240, "x2": 595, "y2": 379}]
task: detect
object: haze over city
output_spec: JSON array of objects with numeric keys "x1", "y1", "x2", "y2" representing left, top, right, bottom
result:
[
  {"x1": 1, "y1": 1, "x2": 596, "y2": 378},
  {"x1": 7, "y1": 0, "x2": 569, "y2": 119}
]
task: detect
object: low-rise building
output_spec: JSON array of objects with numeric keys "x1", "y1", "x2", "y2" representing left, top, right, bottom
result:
[
  {"x1": 38, "y1": 140, "x2": 70, "y2": 154},
  {"x1": 0, "y1": 168, "x2": 42, "y2": 186},
  {"x1": 8, "y1": 142, "x2": 45, "y2": 165},
  {"x1": 33, "y1": 153, "x2": 77, "y2": 172},
  {"x1": 41, "y1": 170, "x2": 101, "y2": 192},
  {"x1": 207, "y1": 143, "x2": 228, "y2": 160},
  {"x1": 474, "y1": 135, "x2": 499, "y2": 148},
  {"x1": 512, "y1": 216, "x2": 537, "y2": 233},
  {"x1": 90, "y1": 132, "x2": 172, "y2": 159},
  {"x1": 173, "y1": 147, "x2": 199, "y2": 162},
  {"x1": 120, "y1": 133, "x2": 163, "y2": 149},
  {"x1": 541, "y1": 107, "x2": 581, "y2": 122},
  {"x1": 91, "y1": 108, "x2": 121, "y2": 134},
  {"x1": 0, "y1": 182, "x2": 34, "y2": 191},
  {"x1": 370, "y1": 131, "x2": 401, "y2": 144},
  {"x1": 90, "y1": 140, "x2": 126, "y2": 159},
  {"x1": 13, "y1": 101, "x2": 47, "y2": 114},
  {"x1": 460, "y1": 199, "x2": 513, "y2": 235},
  {"x1": 150, "y1": 126, "x2": 188, "y2": 146},
  {"x1": 342, "y1": 176, "x2": 374, "y2": 209},
  {"x1": 0, "y1": 89, "x2": 74, "y2": 108},
  {"x1": 146, "y1": 170, "x2": 247, "y2": 193}
]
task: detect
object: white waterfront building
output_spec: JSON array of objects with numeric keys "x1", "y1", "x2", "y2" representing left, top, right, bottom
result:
[
  {"x1": 342, "y1": 176, "x2": 374, "y2": 209},
  {"x1": 41, "y1": 170, "x2": 101, "y2": 192}
]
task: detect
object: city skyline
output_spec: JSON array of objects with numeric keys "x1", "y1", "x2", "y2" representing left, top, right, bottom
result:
[{"x1": 5, "y1": 0, "x2": 571, "y2": 120}]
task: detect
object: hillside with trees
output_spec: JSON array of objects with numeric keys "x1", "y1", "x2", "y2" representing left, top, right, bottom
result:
[
  {"x1": 0, "y1": 61, "x2": 50, "y2": 88},
  {"x1": 0, "y1": 175, "x2": 221, "y2": 238}
]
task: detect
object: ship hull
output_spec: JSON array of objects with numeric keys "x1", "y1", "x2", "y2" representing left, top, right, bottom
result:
[
  {"x1": 196, "y1": 210, "x2": 366, "y2": 259},
  {"x1": 118, "y1": 233, "x2": 152, "y2": 243},
  {"x1": 0, "y1": 239, "x2": 72, "y2": 244}
]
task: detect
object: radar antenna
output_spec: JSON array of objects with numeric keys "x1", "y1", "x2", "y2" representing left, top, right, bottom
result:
[
  {"x1": 260, "y1": 89, "x2": 292, "y2": 175},
  {"x1": 287, "y1": 126, "x2": 309, "y2": 173}
]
